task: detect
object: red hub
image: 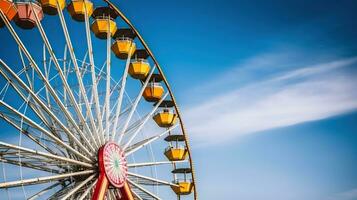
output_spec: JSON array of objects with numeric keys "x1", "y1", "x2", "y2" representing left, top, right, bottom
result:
[{"x1": 92, "y1": 142, "x2": 134, "y2": 200}]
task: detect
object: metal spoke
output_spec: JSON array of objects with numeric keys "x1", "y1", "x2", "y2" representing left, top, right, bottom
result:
[
  {"x1": 83, "y1": 1, "x2": 104, "y2": 142},
  {"x1": 0, "y1": 60, "x2": 94, "y2": 158},
  {"x1": 118, "y1": 66, "x2": 156, "y2": 144},
  {"x1": 30, "y1": 5, "x2": 99, "y2": 150},
  {"x1": 77, "y1": 179, "x2": 97, "y2": 200},
  {"x1": 128, "y1": 172, "x2": 179, "y2": 187},
  {"x1": 27, "y1": 182, "x2": 62, "y2": 200},
  {"x1": 61, "y1": 174, "x2": 95, "y2": 200},
  {"x1": 111, "y1": 46, "x2": 134, "y2": 141},
  {"x1": 56, "y1": 2, "x2": 102, "y2": 145},
  {"x1": 128, "y1": 160, "x2": 187, "y2": 168},
  {"x1": 122, "y1": 92, "x2": 169, "y2": 150},
  {"x1": 0, "y1": 170, "x2": 94, "y2": 188},
  {"x1": 0, "y1": 11, "x2": 96, "y2": 157},
  {"x1": 0, "y1": 109, "x2": 60, "y2": 155},
  {"x1": 104, "y1": 17, "x2": 112, "y2": 141},
  {"x1": 0, "y1": 100, "x2": 92, "y2": 163},
  {"x1": 0, "y1": 158, "x2": 61, "y2": 174},
  {"x1": 0, "y1": 141, "x2": 92, "y2": 168},
  {"x1": 125, "y1": 124, "x2": 179, "y2": 156},
  {"x1": 131, "y1": 189, "x2": 143, "y2": 200},
  {"x1": 127, "y1": 179, "x2": 161, "y2": 200}
]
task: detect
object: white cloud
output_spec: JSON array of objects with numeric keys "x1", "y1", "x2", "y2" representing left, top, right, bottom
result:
[
  {"x1": 327, "y1": 188, "x2": 357, "y2": 200},
  {"x1": 183, "y1": 56, "x2": 357, "y2": 145}
]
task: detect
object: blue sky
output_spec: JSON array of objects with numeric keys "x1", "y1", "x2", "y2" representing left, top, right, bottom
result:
[
  {"x1": 1, "y1": 0, "x2": 357, "y2": 199},
  {"x1": 115, "y1": 0, "x2": 357, "y2": 199}
]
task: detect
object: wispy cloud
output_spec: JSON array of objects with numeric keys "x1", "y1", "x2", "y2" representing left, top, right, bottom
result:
[
  {"x1": 183, "y1": 55, "x2": 357, "y2": 145},
  {"x1": 327, "y1": 188, "x2": 357, "y2": 200}
]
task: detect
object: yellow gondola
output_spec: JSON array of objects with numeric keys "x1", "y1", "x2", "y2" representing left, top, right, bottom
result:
[
  {"x1": 153, "y1": 108, "x2": 177, "y2": 127},
  {"x1": 171, "y1": 182, "x2": 194, "y2": 195},
  {"x1": 164, "y1": 134, "x2": 187, "y2": 161},
  {"x1": 40, "y1": 0, "x2": 65, "y2": 15},
  {"x1": 91, "y1": 6, "x2": 117, "y2": 39},
  {"x1": 67, "y1": 0, "x2": 93, "y2": 21},
  {"x1": 111, "y1": 28, "x2": 136, "y2": 59},
  {"x1": 164, "y1": 146, "x2": 188, "y2": 161},
  {"x1": 129, "y1": 59, "x2": 150, "y2": 80},
  {"x1": 171, "y1": 168, "x2": 194, "y2": 195},
  {"x1": 143, "y1": 82, "x2": 164, "y2": 102}
]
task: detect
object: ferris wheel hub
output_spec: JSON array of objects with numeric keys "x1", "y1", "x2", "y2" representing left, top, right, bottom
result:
[{"x1": 99, "y1": 142, "x2": 128, "y2": 188}]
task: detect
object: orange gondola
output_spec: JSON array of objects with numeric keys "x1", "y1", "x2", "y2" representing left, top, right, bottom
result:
[
  {"x1": 0, "y1": 0, "x2": 17, "y2": 27},
  {"x1": 14, "y1": 0, "x2": 43, "y2": 29}
]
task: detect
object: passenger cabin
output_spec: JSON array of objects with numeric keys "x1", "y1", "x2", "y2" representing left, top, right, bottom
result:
[
  {"x1": 91, "y1": 6, "x2": 118, "y2": 39},
  {"x1": 67, "y1": 0, "x2": 93, "y2": 21},
  {"x1": 142, "y1": 74, "x2": 164, "y2": 102},
  {"x1": 129, "y1": 49, "x2": 151, "y2": 80},
  {"x1": 153, "y1": 100, "x2": 177, "y2": 127},
  {"x1": 171, "y1": 168, "x2": 194, "y2": 195},
  {"x1": 40, "y1": 0, "x2": 65, "y2": 15},
  {"x1": 111, "y1": 28, "x2": 136, "y2": 59},
  {"x1": 164, "y1": 134, "x2": 188, "y2": 161},
  {"x1": 0, "y1": 0, "x2": 17, "y2": 27},
  {"x1": 14, "y1": 0, "x2": 43, "y2": 29}
]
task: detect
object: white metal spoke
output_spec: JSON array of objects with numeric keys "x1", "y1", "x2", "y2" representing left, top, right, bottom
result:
[
  {"x1": 30, "y1": 6, "x2": 99, "y2": 150},
  {"x1": 0, "y1": 12, "x2": 96, "y2": 156},
  {"x1": 83, "y1": 3, "x2": 104, "y2": 143},
  {"x1": 128, "y1": 172, "x2": 179, "y2": 187},
  {"x1": 61, "y1": 174, "x2": 95, "y2": 200},
  {"x1": 104, "y1": 17, "x2": 112, "y2": 141},
  {"x1": 123, "y1": 92, "x2": 169, "y2": 150},
  {"x1": 56, "y1": 2, "x2": 102, "y2": 146},
  {"x1": 0, "y1": 63, "x2": 53, "y2": 131},
  {"x1": 77, "y1": 179, "x2": 97, "y2": 200},
  {"x1": 131, "y1": 189, "x2": 143, "y2": 200},
  {"x1": 128, "y1": 160, "x2": 187, "y2": 168},
  {"x1": 27, "y1": 182, "x2": 62, "y2": 200},
  {"x1": 0, "y1": 141, "x2": 92, "y2": 168},
  {"x1": 127, "y1": 179, "x2": 161, "y2": 200},
  {"x1": 0, "y1": 100, "x2": 91, "y2": 163},
  {"x1": 0, "y1": 60, "x2": 94, "y2": 158},
  {"x1": 0, "y1": 170, "x2": 94, "y2": 188},
  {"x1": 0, "y1": 111, "x2": 60, "y2": 155},
  {"x1": 111, "y1": 45, "x2": 133, "y2": 141},
  {"x1": 118, "y1": 66, "x2": 156, "y2": 144},
  {"x1": 125, "y1": 124, "x2": 178, "y2": 156},
  {"x1": 0, "y1": 158, "x2": 61, "y2": 174}
]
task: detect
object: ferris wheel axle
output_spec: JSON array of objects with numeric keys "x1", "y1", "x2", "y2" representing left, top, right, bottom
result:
[{"x1": 92, "y1": 142, "x2": 134, "y2": 200}]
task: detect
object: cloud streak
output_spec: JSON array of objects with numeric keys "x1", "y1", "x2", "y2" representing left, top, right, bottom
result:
[
  {"x1": 327, "y1": 188, "x2": 357, "y2": 200},
  {"x1": 183, "y1": 55, "x2": 357, "y2": 145}
]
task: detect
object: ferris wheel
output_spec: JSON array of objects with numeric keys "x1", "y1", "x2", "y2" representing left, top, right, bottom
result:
[{"x1": 0, "y1": 0, "x2": 196, "y2": 199}]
